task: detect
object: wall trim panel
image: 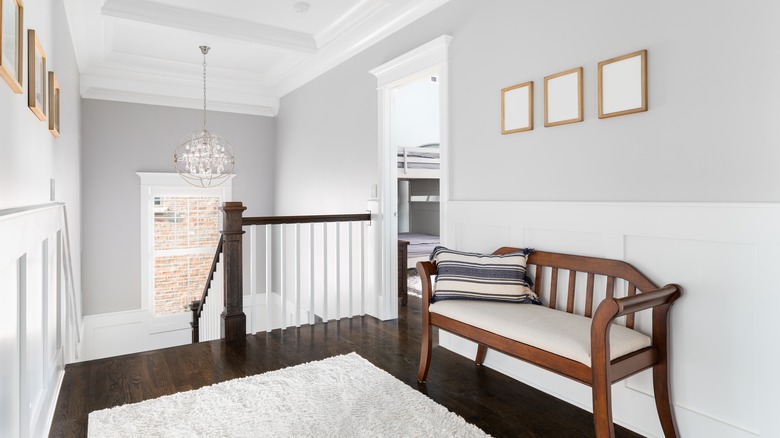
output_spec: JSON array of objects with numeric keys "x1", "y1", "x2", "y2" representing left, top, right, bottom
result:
[{"x1": 441, "y1": 200, "x2": 778, "y2": 438}]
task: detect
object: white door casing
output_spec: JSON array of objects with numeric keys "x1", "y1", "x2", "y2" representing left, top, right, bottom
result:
[{"x1": 369, "y1": 35, "x2": 451, "y2": 320}]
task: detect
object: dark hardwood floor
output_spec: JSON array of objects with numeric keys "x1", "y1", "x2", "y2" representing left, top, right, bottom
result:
[{"x1": 50, "y1": 295, "x2": 644, "y2": 437}]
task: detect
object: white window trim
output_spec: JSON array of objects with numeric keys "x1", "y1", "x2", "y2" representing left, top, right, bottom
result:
[{"x1": 137, "y1": 172, "x2": 234, "y2": 327}]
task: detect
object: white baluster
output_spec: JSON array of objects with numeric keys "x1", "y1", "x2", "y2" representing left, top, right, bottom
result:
[
  {"x1": 335, "y1": 222, "x2": 341, "y2": 320},
  {"x1": 360, "y1": 222, "x2": 366, "y2": 316},
  {"x1": 295, "y1": 223, "x2": 301, "y2": 328},
  {"x1": 309, "y1": 223, "x2": 315, "y2": 325},
  {"x1": 323, "y1": 222, "x2": 328, "y2": 323},
  {"x1": 250, "y1": 225, "x2": 257, "y2": 335},
  {"x1": 280, "y1": 224, "x2": 286, "y2": 329},
  {"x1": 348, "y1": 222, "x2": 354, "y2": 318},
  {"x1": 265, "y1": 224, "x2": 272, "y2": 332}
]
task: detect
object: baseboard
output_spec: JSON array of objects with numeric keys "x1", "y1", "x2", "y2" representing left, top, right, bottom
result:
[{"x1": 42, "y1": 366, "x2": 65, "y2": 437}]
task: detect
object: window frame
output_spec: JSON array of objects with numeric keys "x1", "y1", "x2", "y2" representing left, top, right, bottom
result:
[{"x1": 137, "y1": 172, "x2": 233, "y2": 326}]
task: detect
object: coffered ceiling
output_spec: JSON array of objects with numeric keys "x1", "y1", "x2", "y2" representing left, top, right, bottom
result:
[{"x1": 63, "y1": 0, "x2": 450, "y2": 116}]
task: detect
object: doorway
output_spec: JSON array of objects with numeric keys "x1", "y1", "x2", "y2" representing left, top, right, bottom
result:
[{"x1": 370, "y1": 35, "x2": 451, "y2": 320}]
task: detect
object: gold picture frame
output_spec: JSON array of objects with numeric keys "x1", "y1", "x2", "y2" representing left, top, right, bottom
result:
[
  {"x1": 598, "y1": 50, "x2": 647, "y2": 119},
  {"x1": 28, "y1": 28, "x2": 46, "y2": 120},
  {"x1": 0, "y1": 0, "x2": 24, "y2": 93},
  {"x1": 501, "y1": 81, "x2": 534, "y2": 134},
  {"x1": 544, "y1": 67, "x2": 583, "y2": 127},
  {"x1": 48, "y1": 71, "x2": 59, "y2": 136}
]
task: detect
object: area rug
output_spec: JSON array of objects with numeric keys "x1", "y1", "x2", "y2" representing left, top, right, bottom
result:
[
  {"x1": 407, "y1": 269, "x2": 435, "y2": 298},
  {"x1": 88, "y1": 352, "x2": 489, "y2": 437},
  {"x1": 407, "y1": 268, "x2": 423, "y2": 298}
]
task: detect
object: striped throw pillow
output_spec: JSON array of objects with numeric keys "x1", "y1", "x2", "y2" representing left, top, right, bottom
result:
[{"x1": 431, "y1": 246, "x2": 540, "y2": 304}]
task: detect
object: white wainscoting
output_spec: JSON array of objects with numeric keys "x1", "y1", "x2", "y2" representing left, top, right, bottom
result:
[
  {"x1": 0, "y1": 204, "x2": 82, "y2": 438},
  {"x1": 441, "y1": 201, "x2": 779, "y2": 438},
  {"x1": 81, "y1": 294, "x2": 316, "y2": 361}
]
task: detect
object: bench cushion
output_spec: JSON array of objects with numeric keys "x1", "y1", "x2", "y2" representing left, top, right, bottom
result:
[{"x1": 429, "y1": 300, "x2": 651, "y2": 366}]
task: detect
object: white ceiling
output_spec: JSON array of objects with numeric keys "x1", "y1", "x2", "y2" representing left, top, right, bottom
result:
[{"x1": 63, "y1": 0, "x2": 450, "y2": 116}]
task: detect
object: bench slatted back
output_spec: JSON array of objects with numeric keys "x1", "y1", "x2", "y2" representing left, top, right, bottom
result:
[{"x1": 494, "y1": 248, "x2": 658, "y2": 330}]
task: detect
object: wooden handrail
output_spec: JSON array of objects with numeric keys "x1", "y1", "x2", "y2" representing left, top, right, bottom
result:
[{"x1": 242, "y1": 213, "x2": 370, "y2": 226}]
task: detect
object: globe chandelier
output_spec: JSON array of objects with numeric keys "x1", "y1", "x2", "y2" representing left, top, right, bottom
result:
[{"x1": 174, "y1": 46, "x2": 235, "y2": 188}]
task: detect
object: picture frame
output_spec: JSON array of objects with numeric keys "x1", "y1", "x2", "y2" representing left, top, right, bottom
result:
[
  {"x1": 48, "y1": 71, "x2": 59, "y2": 136},
  {"x1": 598, "y1": 49, "x2": 647, "y2": 119},
  {"x1": 0, "y1": 0, "x2": 24, "y2": 93},
  {"x1": 501, "y1": 81, "x2": 533, "y2": 134},
  {"x1": 544, "y1": 67, "x2": 583, "y2": 127},
  {"x1": 28, "y1": 28, "x2": 46, "y2": 120}
]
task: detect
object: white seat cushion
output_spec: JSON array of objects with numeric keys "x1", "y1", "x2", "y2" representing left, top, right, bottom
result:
[{"x1": 429, "y1": 300, "x2": 651, "y2": 366}]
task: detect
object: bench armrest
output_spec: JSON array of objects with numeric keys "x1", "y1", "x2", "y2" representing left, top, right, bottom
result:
[
  {"x1": 416, "y1": 261, "x2": 437, "y2": 305},
  {"x1": 591, "y1": 284, "x2": 682, "y2": 368},
  {"x1": 593, "y1": 284, "x2": 681, "y2": 324},
  {"x1": 614, "y1": 284, "x2": 682, "y2": 317}
]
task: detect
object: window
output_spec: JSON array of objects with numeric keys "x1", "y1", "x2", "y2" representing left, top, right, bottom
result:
[
  {"x1": 137, "y1": 173, "x2": 233, "y2": 320},
  {"x1": 152, "y1": 196, "x2": 220, "y2": 316}
]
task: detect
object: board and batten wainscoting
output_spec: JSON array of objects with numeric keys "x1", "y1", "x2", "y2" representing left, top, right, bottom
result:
[
  {"x1": 0, "y1": 203, "x2": 82, "y2": 438},
  {"x1": 442, "y1": 200, "x2": 779, "y2": 438}
]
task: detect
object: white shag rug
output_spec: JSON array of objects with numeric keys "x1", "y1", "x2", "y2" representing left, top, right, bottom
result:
[{"x1": 88, "y1": 352, "x2": 489, "y2": 438}]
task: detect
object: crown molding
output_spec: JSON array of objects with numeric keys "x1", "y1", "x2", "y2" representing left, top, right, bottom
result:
[
  {"x1": 81, "y1": 68, "x2": 279, "y2": 117},
  {"x1": 315, "y1": 0, "x2": 388, "y2": 48},
  {"x1": 83, "y1": 87, "x2": 279, "y2": 117},
  {"x1": 64, "y1": 0, "x2": 452, "y2": 116},
  {"x1": 274, "y1": 0, "x2": 451, "y2": 98}
]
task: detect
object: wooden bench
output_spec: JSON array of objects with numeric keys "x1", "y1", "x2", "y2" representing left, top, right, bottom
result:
[{"x1": 416, "y1": 248, "x2": 682, "y2": 438}]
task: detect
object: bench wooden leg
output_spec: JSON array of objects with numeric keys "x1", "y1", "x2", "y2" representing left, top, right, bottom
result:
[
  {"x1": 653, "y1": 361, "x2": 679, "y2": 437},
  {"x1": 417, "y1": 321, "x2": 432, "y2": 382},
  {"x1": 592, "y1": 381, "x2": 615, "y2": 438},
  {"x1": 475, "y1": 344, "x2": 487, "y2": 365},
  {"x1": 591, "y1": 358, "x2": 615, "y2": 438}
]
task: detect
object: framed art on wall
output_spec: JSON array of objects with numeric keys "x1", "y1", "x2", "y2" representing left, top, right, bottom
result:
[
  {"x1": 28, "y1": 28, "x2": 45, "y2": 120},
  {"x1": 501, "y1": 81, "x2": 533, "y2": 134},
  {"x1": 544, "y1": 67, "x2": 583, "y2": 127},
  {"x1": 598, "y1": 50, "x2": 647, "y2": 118},
  {"x1": 0, "y1": 0, "x2": 24, "y2": 93},
  {"x1": 48, "y1": 71, "x2": 59, "y2": 136}
]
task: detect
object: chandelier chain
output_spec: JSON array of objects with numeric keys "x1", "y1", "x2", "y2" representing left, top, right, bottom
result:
[{"x1": 202, "y1": 51, "x2": 207, "y2": 130}]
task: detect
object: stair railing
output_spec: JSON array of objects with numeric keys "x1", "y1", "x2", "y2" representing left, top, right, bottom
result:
[
  {"x1": 189, "y1": 235, "x2": 224, "y2": 343},
  {"x1": 190, "y1": 202, "x2": 372, "y2": 344}
]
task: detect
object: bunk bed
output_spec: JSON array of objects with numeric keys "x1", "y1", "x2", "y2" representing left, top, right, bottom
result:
[
  {"x1": 399, "y1": 232, "x2": 440, "y2": 265},
  {"x1": 397, "y1": 144, "x2": 440, "y2": 179},
  {"x1": 397, "y1": 143, "x2": 441, "y2": 303}
]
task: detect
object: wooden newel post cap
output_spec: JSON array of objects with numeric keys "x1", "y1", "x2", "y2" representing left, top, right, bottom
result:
[{"x1": 221, "y1": 201, "x2": 247, "y2": 212}]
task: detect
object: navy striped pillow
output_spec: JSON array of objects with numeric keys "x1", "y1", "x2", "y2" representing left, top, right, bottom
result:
[{"x1": 430, "y1": 246, "x2": 540, "y2": 304}]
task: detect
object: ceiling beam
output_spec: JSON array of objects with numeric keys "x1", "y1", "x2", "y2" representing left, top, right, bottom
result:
[{"x1": 101, "y1": 0, "x2": 317, "y2": 54}]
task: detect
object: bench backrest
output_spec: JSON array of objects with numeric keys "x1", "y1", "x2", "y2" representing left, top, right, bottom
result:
[{"x1": 494, "y1": 248, "x2": 659, "y2": 330}]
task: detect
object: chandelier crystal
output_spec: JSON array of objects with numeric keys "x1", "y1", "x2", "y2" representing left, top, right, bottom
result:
[{"x1": 174, "y1": 46, "x2": 235, "y2": 188}]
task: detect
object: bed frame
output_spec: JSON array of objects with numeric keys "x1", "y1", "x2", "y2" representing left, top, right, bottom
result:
[{"x1": 397, "y1": 146, "x2": 440, "y2": 179}]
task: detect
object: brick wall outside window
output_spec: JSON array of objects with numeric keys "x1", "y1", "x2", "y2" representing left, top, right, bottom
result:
[{"x1": 153, "y1": 196, "x2": 220, "y2": 316}]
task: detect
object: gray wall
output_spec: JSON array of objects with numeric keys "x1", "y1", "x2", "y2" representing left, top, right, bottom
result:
[
  {"x1": 81, "y1": 100, "x2": 275, "y2": 314},
  {"x1": 275, "y1": 0, "x2": 780, "y2": 207},
  {"x1": 0, "y1": 0, "x2": 82, "y2": 289}
]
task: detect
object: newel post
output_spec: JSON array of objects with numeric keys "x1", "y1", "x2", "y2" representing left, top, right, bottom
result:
[{"x1": 221, "y1": 201, "x2": 246, "y2": 346}]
